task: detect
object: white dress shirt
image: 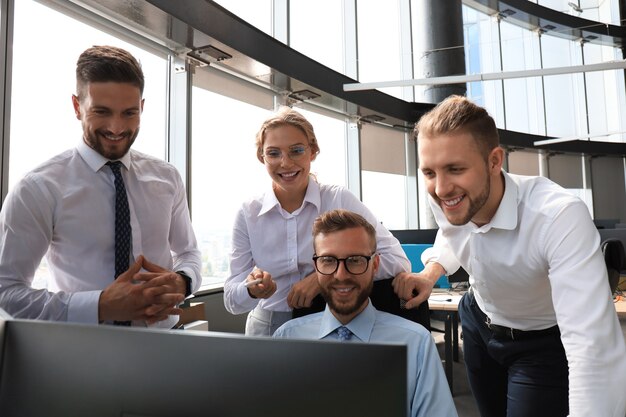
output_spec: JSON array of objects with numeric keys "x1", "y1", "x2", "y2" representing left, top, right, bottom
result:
[
  {"x1": 224, "y1": 177, "x2": 410, "y2": 314},
  {"x1": 274, "y1": 301, "x2": 458, "y2": 417},
  {"x1": 423, "y1": 171, "x2": 626, "y2": 417},
  {"x1": 0, "y1": 142, "x2": 202, "y2": 328}
]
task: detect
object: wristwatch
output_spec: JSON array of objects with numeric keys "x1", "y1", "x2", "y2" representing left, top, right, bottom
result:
[{"x1": 177, "y1": 271, "x2": 193, "y2": 297}]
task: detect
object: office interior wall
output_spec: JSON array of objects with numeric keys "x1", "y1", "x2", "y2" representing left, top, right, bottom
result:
[
  {"x1": 591, "y1": 156, "x2": 626, "y2": 221},
  {"x1": 193, "y1": 291, "x2": 247, "y2": 333},
  {"x1": 548, "y1": 154, "x2": 584, "y2": 189},
  {"x1": 507, "y1": 150, "x2": 540, "y2": 176},
  {"x1": 360, "y1": 123, "x2": 406, "y2": 175}
]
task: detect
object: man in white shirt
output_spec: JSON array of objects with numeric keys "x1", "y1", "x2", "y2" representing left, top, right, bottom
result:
[
  {"x1": 393, "y1": 95, "x2": 626, "y2": 417},
  {"x1": 0, "y1": 45, "x2": 201, "y2": 328},
  {"x1": 274, "y1": 209, "x2": 457, "y2": 417}
]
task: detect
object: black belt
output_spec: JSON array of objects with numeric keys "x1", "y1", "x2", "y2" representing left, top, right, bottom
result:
[{"x1": 486, "y1": 322, "x2": 560, "y2": 341}]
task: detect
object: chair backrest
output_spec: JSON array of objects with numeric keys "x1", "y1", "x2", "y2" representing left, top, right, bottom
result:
[{"x1": 601, "y1": 238, "x2": 625, "y2": 294}]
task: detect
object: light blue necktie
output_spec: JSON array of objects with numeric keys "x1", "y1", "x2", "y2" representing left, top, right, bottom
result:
[{"x1": 337, "y1": 326, "x2": 353, "y2": 341}]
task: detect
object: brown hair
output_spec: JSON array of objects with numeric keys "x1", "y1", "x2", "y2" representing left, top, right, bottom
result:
[
  {"x1": 415, "y1": 95, "x2": 499, "y2": 159},
  {"x1": 255, "y1": 106, "x2": 320, "y2": 163},
  {"x1": 76, "y1": 45, "x2": 144, "y2": 100},
  {"x1": 312, "y1": 209, "x2": 376, "y2": 252}
]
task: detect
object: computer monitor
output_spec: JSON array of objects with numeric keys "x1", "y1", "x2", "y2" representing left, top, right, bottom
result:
[
  {"x1": 0, "y1": 319, "x2": 407, "y2": 417},
  {"x1": 392, "y1": 229, "x2": 469, "y2": 286},
  {"x1": 594, "y1": 218, "x2": 620, "y2": 229},
  {"x1": 390, "y1": 228, "x2": 438, "y2": 244}
]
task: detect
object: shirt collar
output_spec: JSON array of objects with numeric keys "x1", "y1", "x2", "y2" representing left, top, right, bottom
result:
[
  {"x1": 318, "y1": 299, "x2": 376, "y2": 342},
  {"x1": 258, "y1": 176, "x2": 321, "y2": 216},
  {"x1": 482, "y1": 170, "x2": 518, "y2": 232},
  {"x1": 77, "y1": 140, "x2": 131, "y2": 173}
]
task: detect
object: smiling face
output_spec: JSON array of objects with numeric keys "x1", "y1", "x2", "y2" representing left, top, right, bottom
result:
[
  {"x1": 315, "y1": 227, "x2": 379, "y2": 324},
  {"x1": 262, "y1": 124, "x2": 316, "y2": 202},
  {"x1": 418, "y1": 130, "x2": 504, "y2": 227},
  {"x1": 72, "y1": 81, "x2": 143, "y2": 160}
]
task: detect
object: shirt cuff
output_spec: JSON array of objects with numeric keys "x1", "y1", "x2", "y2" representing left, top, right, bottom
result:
[
  {"x1": 421, "y1": 247, "x2": 461, "y2": 276},
  {"x1": 67, "y1": 290, "x2": 102, "y2": 324},
  {"x1": 177, "y1": 267, "x2": 200, "y2": 294},
  {"x1": 235, "y1": 280, "x2": 261, "y2": 311},
  {"x1": 147, "y1": 315, "x2": 179, "y2": 329}
]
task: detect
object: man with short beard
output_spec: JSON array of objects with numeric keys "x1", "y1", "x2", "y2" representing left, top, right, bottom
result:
[
  {"x1": 273, "y1": 209, "x2": 457, "y2": 417},
  {"x1": 393, "y1": 95, "x2": 626, "y2": 417},
  {"x1": 0, "y1": 45, "x2": 201, "y2": 328}
]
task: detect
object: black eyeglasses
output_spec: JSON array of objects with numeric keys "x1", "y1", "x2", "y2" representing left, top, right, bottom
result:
[{"x1": 312, "y1": 255, "x2": 374, "y2": 275}]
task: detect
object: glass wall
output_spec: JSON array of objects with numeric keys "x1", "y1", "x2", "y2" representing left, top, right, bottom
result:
[
  {"x1": 190, "y1": 88, "x2": 272, "y2": 286},
  {"x1": 290, "y1": 0, "x2": 344, "y2": 74},
  {"x1": 356, "y1": 0, "x2": 404, "y2": 99},
  {"x1": 212, "y1": 0, "x2": 272, "y2": 36},
  {"x1": 462, "y1": 6, "x2": 505, "y2": 126}
]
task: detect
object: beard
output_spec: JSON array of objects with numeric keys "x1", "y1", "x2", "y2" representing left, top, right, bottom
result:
[
  {"x1": 439, "y1": 163, "x2": 491, "y2": 226},
  {"x1": 84, "y1": 127, "x2": 139, "y2": 160},
  {"x1": 320, "y1": 278, "x2": 373, "y2": 317},
  {"x1": 450, "y1": 180, "x2": 490, "y2": 226}
]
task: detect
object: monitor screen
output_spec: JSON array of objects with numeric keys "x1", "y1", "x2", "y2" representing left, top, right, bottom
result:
[
  {"x1": 390, "y1": 229, "x2": 438, "y2": 244},
  {"x1": 0, "y1": 319, "x2": 407, "y2": 417}
]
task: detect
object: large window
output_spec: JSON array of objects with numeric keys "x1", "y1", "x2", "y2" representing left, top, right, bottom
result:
[
  {"x1": 9, "y1": 0, "x2": 168, "y2": 287},
  {"x1": 462, "y1": 6, "x2": 506, "y2": 127},
  {"x1": 290, "y1": 0, "x2": 344, "y2": 74},
  {"x1": 360, "y1": 123, "x2": 408, "y2": 230},
  {"x1": 356, "y1": 0, "x2": 403, "y2": 99},
  {"x1": 212, "y1": 0, "x2": 272, "y2": 36}
]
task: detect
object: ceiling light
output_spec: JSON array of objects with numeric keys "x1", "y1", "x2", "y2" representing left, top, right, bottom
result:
[{"x1": 288, "y1": 89, "x2": 321, "y2": 101}]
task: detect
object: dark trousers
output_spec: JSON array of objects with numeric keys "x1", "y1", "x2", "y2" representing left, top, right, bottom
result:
[{"x1": 458, "y1": 291, "x2": 569, "y2": 417}]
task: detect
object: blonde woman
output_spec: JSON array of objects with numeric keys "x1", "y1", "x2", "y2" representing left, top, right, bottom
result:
[{"x1": 224, "y1": 107, "x2": 410, "y2": 336}]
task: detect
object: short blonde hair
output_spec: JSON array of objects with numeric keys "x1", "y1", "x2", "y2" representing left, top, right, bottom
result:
[
  {"x1": 415, "y1": 95, "x2": 499, "y2": 159},
  {"x1": 255, "y1": 107, "x2": 320, "y2": 163}
]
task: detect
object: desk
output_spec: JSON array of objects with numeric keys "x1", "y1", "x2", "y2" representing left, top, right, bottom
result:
[
  {"x1": 428, "y1": 292, "x2": 464, "y2": 395},
  {"x1": 429, "y1": 292, "x2": 625, "y2": 395},
  {"x1": 615, "y1": 297, "x2": 626, "y2": 318}
]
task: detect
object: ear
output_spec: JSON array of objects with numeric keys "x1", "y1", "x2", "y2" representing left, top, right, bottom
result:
[
  {"x1": 140, "y1": 98, "x2": 145, "y2": 112},
  {"x1": 71, "y1": 94, "x2": 82, "y2": 120},
  {"x1": 488, "y1": 147, "x2": 505, "y2": 174},
  {"x1": 372, "y1": 253, "x2": 380, "y2": 274}
]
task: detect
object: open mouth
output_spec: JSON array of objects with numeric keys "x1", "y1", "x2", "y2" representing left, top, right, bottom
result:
[
  {"x1": 441, "y1": 195, "x2": 464, "y2": 209},
  {"x1": 279, "y1": 171, "x2": 299, "y2": 179},
  {"x1": 333, "y1": 286, "x2": 355, "y2": 297}
]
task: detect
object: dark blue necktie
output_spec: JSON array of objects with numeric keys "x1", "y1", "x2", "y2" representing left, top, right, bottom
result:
[
  {"x1": 107, "y1": 161, "x2": 132, "y2": 326},
  {"x1": 107, "y1": 161, "x2": 131, "y2": 278},
  {"x1": 337, "y1": 326, "x2": 353, "y2": 341}
]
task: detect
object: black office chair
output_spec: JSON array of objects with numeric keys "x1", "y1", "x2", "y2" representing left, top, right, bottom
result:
[{"x1": 601, "y1": 238, "x2": 625, "y2": 295}]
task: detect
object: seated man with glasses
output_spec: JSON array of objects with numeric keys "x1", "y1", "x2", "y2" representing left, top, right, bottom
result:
[{"x1": 274, "y1": 209, "x2": 457, "y2": 417}]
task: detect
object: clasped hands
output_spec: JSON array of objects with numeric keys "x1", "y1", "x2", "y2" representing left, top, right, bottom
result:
[{"x1": 98, "y1": 255, "x2": 187, "y2": 324}]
